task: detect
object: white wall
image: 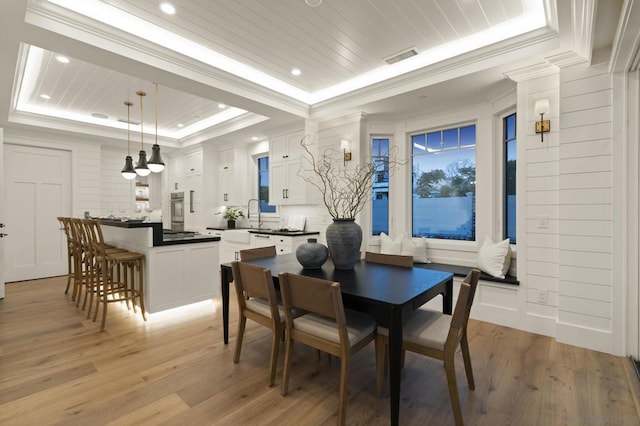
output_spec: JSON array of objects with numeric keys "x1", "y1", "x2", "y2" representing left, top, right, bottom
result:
[{"x1": 556, "y1": 63, "x2": 615, "y2": 353}]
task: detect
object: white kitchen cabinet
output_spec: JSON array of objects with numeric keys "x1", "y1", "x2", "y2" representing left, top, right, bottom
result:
[
  {"x1": 218, "y1": 147, "x2": 247, "y2": 205},
  {"x1": 270, "y1": 131, "x2": 306, "y2": 163},
  {"x1": 147, "y1": 242, "x2": 218, "y2": 312},
  {"x1": 185, "y1": 149, "x2": 203, "y2": 230},
  {"x1": 268, "y1": 131, "x2": 313, "y2": 205},
  {"x1": 220, "y1": 240, "x2": 252, "y2": 263},
  {"x1": 251, "y1": 233, "x2": 312, "y2": 255}
]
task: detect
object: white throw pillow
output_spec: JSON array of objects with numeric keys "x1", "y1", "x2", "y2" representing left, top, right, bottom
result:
[
  {"x1": 401, "y1": 236, "x2": 429, "y2": 263},
  {"x1": 380, "y1": 232, "x2": 403, "y2": 255},
  {"x1": 477, "y1": 236, "x2": 512, "y2": 278}
]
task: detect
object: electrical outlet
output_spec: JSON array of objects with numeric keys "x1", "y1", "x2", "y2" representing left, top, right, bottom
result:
[{"x1": 537, "y1": 290, "x2": 548, "y2": 304}]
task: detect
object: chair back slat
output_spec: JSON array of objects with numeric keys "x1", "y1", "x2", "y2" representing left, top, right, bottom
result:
[
  {"x1": 232, "y1": 261, "x2": 276, "y2": 302},
  {"x1": 240, "y1": 246, "x2": 277, "y2": 261},
  {"x1": 279, "y1": 273, "x2": 342, "y2": 321},
  {"x1": 364, "y1": 252, "x2": 413, "y2": 268}
]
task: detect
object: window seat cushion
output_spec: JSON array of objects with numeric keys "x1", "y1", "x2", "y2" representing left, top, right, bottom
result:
[{"x1": 413, "y1": 262, "x2": 519, "y2": 285}]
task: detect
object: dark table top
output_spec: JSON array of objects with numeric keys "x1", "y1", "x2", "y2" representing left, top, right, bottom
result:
[{"x1": 232, "y1": 254, "x2": 452, "y2": 306}]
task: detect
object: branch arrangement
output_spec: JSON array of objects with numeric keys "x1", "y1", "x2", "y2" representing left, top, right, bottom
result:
[{"x1": 298, "y1": 136, "x2": 404, "y2": 219}]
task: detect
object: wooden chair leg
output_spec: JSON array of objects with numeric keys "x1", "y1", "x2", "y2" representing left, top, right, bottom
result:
[
  {"x1": 375, "y1": 335, "x2": 386, "y2": 397},
  {"x1": 337, "y1": 356, "x2": 349, "y2": 426},
  {"x1": 138, "y1": 258, "x2": 147, "y2": 320},
  {"x1": 233, "y1": 315, "x2": 247, "y2": 363},
  {"x1": 281, "y1": 335, "x2": 293, "y2": 397},
  {"x1": 461, "y1": 332, "x2": 475, "y2": 390},
  {"x1": 268, "y1": 327, "x2": 280, "y2": 387},
  {"x1": 444, "y1": 355, "x2": 463, "y2": 426}
]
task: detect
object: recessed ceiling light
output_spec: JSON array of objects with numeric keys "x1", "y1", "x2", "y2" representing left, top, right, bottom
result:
[
  {"x1": 291, "y1": 68, "x2": 301, "y2": 76},
  {"x1": 177, "y1": 123, "x2": 184, "y2": 128},
  {"x1": 39, "y1": 94, "x2": 51, "y2": 100},
  {"x1": 218, "y1": 103, "x2": 226, "y2": 109},
  {"x1": 160, "y1": 2, "x2": 175, "y2": 14},
  {"x1": 55, "y1": 55, "x2": 70, "y2": 64},
  {"x1": 91, "y1": 112, "x2": 108, "y2": 119},
  {"x1": 251, "y1": 136, "x2": 259, "y2": 141},
  {"x1": 305, "y1": 0, "x2": 323, "y2": 6}
]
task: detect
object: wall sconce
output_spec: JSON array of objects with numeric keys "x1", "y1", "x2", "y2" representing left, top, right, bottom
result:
[
  {"x1": 340, "y1": 139, "x2": 352, "y2": 165},
  {"x1": 534, "y1": 99, "x2": 550, "y2": 142}
]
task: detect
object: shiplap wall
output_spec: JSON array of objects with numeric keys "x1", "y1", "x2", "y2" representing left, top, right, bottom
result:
[
  {"x1": 74, "y1": 143, "x2": 101, "y2": 217},
  {"x1": 556, "y1": 63, "x2": 614, "y2": 352},
  {"x1": 521, "y1": 73, "x2": 560, "y2": 336},
  {"x1": 100, "y1": 146, "x2": 134, "y2": 217}
]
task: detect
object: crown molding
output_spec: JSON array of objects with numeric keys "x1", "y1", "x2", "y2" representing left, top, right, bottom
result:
[
  {"x1": 571, "y1": 0, "x2": 597, "y2": 63},
  {"x1": 610, "y1": 0, "x2": 640, "y2": 73},
  {"x1": 24, "y1": 1, "x2": 311, "y2": 119},
  {"x1": 311, "y1": 26, "x2": 559, "y2": 116},
  {"x1": 503, "y1": 62, "x2": 558, "y2": 82},
  {"x1": 179, "y1": 113, "x2": 270, "y2": 148}
]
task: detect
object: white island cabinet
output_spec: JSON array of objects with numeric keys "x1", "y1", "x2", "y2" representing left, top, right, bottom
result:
[{"x1": 100, "y1": 221, "x2": 220, "y2": 313}]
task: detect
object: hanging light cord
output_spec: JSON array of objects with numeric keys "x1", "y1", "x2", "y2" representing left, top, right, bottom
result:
[
  {"x1": 125, "y1": 101, "x2": 132, "y2": 154},
  {"x1": 155, "y1": 83, "x2": 158, "y2": 145},
  {"x1": 136, "y1": 90, "x2": 146, "y2": 149}
]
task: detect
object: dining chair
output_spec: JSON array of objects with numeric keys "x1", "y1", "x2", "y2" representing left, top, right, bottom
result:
[
  {"x1": 375, "y1": 269, "x2": 480, "y2": 426},
  {"x1": 278, "y1": 272, "x2": 377, "y2": 426},
  {"x1": 364, "y1": 251, "x2": 413, "y2": 267},
  {"x1": 239, "y1": 245, "x2": 277, "y2": 261},
  {"x1": 231, "y1": 261, "x2": 284, "y2": 387}
]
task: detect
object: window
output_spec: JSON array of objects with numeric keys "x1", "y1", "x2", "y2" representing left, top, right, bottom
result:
[
  {"x1": 411, "y1": 125, "x2": 476, "y2": 241},
  {"x1": 504, "y1": 113, "x2": 517, "y2": 243},
  {"x1": 258, "y1": 156, "x2": 276, "y2": 213},
  {"x1": 371, "y1": 137, "x2": 389, "y2": 235}
]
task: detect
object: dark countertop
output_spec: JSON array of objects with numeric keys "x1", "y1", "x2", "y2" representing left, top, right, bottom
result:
[
  {"x1": 247, "y1": 229, "x2": 319, "y2": 237},
  {"x1": 206, "y1": 227, "x2": 319, "y2": 237},
  {"x1": 98, "y1": 219, "x2": 220, "y2": 246}
]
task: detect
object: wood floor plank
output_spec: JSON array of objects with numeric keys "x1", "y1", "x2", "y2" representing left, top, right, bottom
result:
[{"x1": 1, "y1": 276, "x2": 639, "y2": 425}]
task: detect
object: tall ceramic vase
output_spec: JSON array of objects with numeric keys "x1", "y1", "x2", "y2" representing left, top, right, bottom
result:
[{"x1": 325, "y1": 218, "x2": 362, "y2": 270}]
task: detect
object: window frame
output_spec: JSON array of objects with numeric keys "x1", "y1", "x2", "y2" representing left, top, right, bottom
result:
[
  {"x1": 255, "y1": 154, "x2": 277, "y2": 216},
  {"x1": 409, "y1": 122, "x2": 477, "y2": 242},
  {"x1": 502, "y1": 112, "x2": 517, "y2": 244},
  {"x1": 370, "y1": 135, "x2": 391, "y2": 236}
]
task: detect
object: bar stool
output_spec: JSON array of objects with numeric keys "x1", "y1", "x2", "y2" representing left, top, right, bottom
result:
[
  {"x1": 57, "y1": 217, "x2": 76, "y2": 298},
  {"x1": 81, "y1": 219, "x2": 147, "y2": 331}
]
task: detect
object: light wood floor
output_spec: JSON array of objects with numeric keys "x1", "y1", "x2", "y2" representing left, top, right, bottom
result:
[{"x1": 1, "y1": 276, "x2": 640, "y2": 425}]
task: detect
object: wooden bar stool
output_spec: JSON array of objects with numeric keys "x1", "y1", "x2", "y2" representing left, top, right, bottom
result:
[
  {"x1": 81, "y1": 219, "x2": 147, "y2": 331},
  {"x1": 57, "y1": 217, "x2": 77, "y2": 299}
]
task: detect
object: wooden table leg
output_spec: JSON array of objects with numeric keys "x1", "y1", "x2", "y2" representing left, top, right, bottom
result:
[
  {"x1": 388, "y1": 306, "x2": 403, "y2": 426},
  {"x1": 220, "y1": 266, "x2": 232, "y2": 344},
  {"x1": 443, "y1": 277, "x2": 453, "y2": 315}
]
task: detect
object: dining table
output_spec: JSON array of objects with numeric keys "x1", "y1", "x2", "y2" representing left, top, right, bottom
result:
[{"x1": 219, "y1": 253, "x2": 453, "y2": 426}]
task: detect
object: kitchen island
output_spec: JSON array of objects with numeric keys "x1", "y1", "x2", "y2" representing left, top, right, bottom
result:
[{"x1": 100, "y1": 220, "x2": 220, "y2": 313}]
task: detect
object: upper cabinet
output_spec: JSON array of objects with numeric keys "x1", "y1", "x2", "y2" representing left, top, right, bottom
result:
[
  {"x1": 268, "y1": 130, "x2": 314, "y2": 205},
  {"x1": 218, "y1": 147, "x2": 247, "y2": 205}
]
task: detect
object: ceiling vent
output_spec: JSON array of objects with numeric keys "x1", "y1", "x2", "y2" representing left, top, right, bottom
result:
[{"x1": 384, "y1": 48, "x2": 418, "y2": 65}]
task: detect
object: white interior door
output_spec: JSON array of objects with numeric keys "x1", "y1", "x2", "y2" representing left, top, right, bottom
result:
[
  {"x1": 4, "y1": 144, "x2": 71, "y2": 281},
  {"x1": 0, "y1": 129, "x2": 5, "y2": 297}
]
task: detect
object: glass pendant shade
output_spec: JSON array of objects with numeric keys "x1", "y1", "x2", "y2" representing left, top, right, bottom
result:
[
  {"x1": 135, "y1": 150, "x2": 151, "y2": 176},
  {"x1": 148, "y1": 143, "x2": 165, "y2": 172},
  {"x1": 121, "y1": 155, "x2": 136, "y2": 179}
]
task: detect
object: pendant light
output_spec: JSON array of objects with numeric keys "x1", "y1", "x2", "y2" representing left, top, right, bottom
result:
[
  {"x1": 147, "y1": 82, "x2": 165, "y2": 173},
  {"x1": 135, "y1": 90, "x2": 151, "y2": 177},
  {"x1": 121, "y1": 101, "x2": 137, "y2": 180}
]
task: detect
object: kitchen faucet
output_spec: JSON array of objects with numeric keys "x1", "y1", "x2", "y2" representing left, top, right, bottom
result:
[{"x1": 247, "y1": 198, "x2": 262, "y2": 228}]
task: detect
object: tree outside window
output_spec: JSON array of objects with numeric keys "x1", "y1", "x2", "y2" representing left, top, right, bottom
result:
[
  {"x1": 412, "y1": 125, "x2": 476, "y2": 241},
  {"x1": 371, "y1": 138, "x2": 389, "y2": 235}
]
